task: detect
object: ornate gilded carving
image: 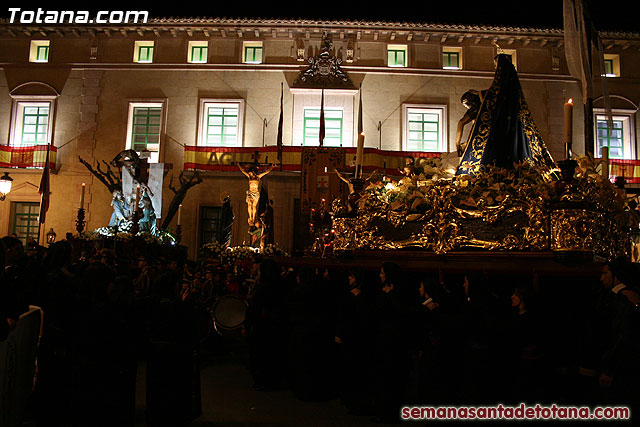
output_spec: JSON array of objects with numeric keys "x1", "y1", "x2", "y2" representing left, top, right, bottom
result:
[
  {"x1": 550, "y1": 209, "x2": 600, "y2": 252},
  {"x1": 333, "y1": 158, "x2": 636, "y2": 259}
]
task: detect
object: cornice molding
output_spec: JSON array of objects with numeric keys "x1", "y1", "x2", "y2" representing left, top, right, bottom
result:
[{"x1": 1, "y1": 17, "x2": 637, "y2": 47}]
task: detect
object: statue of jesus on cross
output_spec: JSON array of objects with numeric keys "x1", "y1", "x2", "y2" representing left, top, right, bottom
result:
[{"x1": 237, "y1": 161, "x2": 274, "y2": 226}]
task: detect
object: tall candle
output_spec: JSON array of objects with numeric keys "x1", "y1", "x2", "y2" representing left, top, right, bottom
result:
[
  {"x1": 80, "y1": 183, "x2": 85, "y2": 209},
  {"x1": 177, "y1": 204, "x2": 182, "y2": 226},
  {"x1": 564, "y1": 99, "x2": 573, "y2": 158},
  {"x1": 602, "y1": 146, "x2": 609, "y2": 179},
  {"x1": 355, "y1": 132, "x2": 365, "y2": 177},
  {"x1": 135, "y1": 185, "x2": 140, "y2": 212}
]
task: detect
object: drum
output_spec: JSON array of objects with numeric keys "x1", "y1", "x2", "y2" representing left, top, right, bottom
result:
[{"x1": 211, "y1": 296, "x2": 248, "y2": 336}]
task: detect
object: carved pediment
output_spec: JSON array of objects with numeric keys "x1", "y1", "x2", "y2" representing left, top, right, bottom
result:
[
  {"x1": 8, "y1": 181, "x2": 40, "y2": 195},
  {"x1": 293, "y1": 33, "x2": 356, "y2": 90}
]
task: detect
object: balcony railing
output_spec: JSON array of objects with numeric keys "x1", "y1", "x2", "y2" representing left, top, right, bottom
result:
[{"x1": 0, "y1": 145, "x2": 57, "y2": 169}]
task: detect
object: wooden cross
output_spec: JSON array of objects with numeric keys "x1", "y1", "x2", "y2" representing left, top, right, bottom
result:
[{"x1": 234, "y1": 150, "x2": 273, "y2": 168}]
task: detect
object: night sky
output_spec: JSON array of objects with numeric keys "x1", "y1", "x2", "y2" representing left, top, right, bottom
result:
[{"x1": 2, "y1": 1, "x2": 638, "y2": 32}]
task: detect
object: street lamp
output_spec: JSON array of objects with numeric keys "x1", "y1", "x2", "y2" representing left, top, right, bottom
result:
[
  {"x1": 0, "y1": 172, "x2": 13, "y2": 201},
  {"x1": 46, "y1": 228, "x2": 57, "y2": 245}
]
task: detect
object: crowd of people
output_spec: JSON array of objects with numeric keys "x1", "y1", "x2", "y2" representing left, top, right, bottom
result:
[
  {"x1": 2, "y1": 235, "x2": 640, "y2": 425},
  {"x1": 1, "y1": 236, "x2": 210, "y2": 426},
  {"x1": 243, "y1": 259, "x2": 640, "y2": 423}
]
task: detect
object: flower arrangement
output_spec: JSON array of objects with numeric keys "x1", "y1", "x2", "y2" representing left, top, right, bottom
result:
[
  {"x1": 200, "y1": 242, "x2": 289, "y2": 264},
  {"x1": 359, "y1": 159, "x2": 631, "y2": 218},
  {"x1": 262, "y1": 243, "x2": 289, "y2": 257},
  {"x1": 82, "y1": 227, "x2": 177, "y2": 246},
  {"x1": 335, "y1": 157, "x2": 638, "y2": 256}
]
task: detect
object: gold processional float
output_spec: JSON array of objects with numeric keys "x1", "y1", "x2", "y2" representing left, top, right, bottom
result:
[
  {"x1": 330, "y1": 156, "x2": 635, "y2": 258},
  {"x1": 325, "y1": 54, "x2": 639, "y2": 260}
]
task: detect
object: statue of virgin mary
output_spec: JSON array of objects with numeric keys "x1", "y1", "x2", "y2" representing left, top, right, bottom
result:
[{"x1": 456, "y1": 54, "x2": 556, "y2": 177}]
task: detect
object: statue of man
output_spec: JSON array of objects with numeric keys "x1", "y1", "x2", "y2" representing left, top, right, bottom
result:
[
  {"x1": 334, "y1": 167, "x2": 379, "y2": 215},
  {"x1": 259, "y1": 199, "x2": 274, "y2": 246},
  {"x1": 237, "y1": 163, "x2": 274, "y2": 225},
  {"x1": 109, "y1": 190, "x2": 129, "y2": 228},
  {"x1": 219, "y1": 193, "x2": 234, "y2": 248},
  {"x1": 455, "y1": 90, "x2": 485, "y2": 156}
]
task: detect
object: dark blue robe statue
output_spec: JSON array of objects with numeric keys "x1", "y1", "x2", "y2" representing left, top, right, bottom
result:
[
  {"x1": 456, "y1": 54, "x2": 556, "y2": 176},
  {"x1": 138, "y1": 194, "x2": 157, "y2": 234}
]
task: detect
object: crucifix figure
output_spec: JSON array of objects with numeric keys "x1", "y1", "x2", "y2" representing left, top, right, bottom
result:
[
  {"x1": 237, "y1": 155, "x2": 274, "y2": 226},
  {"x1": 334, "y1": 167, "x2": 379, "y2": 215}
]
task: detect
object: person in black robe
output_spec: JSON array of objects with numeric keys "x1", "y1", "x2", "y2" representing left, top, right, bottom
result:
[
  {"x1": 245, "y1": 258, "x2": 289, "y2": 391},
  {"x1": 145, "y1": 260, "x2": 201, "y2": 426},
  {"x1": 335, "y1": 268, "x2": 370, "y2": 412},
  {"x1": 594, "y1": 259, "x2": 640, "y2": 413},
  {"x1": 371, "y1": 262, "x2": 418, "y2": 423},
  {"x1": 1, "y1": 236, "x2": 31, "y2": 322},
  {"x1": 218, "y1": 194, "x2": 234, "y2": 248},
  {"x1": 0, "y1": 238, "x2": 11, "y2": 341}
]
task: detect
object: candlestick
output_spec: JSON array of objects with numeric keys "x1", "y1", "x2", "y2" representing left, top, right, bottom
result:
[
  {"x1": 177, "y1": 203, "x2": 182, "y2": 226},
  {"x1": 131, "y1": 209, "x2": 140, "y2": 235},
  {"x1": 76, "y1": 208, "x2": 86, "y2": 234},
  {"x1": 564, "y1": 99, "x2": 573, "y2": 159},
  {"x1": 80, "y1": 183, "x2": 85, "y2": 209}
]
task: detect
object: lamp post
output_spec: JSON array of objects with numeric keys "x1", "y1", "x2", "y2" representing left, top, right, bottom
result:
[{"x1": 0, "y1": 172, "x2": 13, "y2": 201}]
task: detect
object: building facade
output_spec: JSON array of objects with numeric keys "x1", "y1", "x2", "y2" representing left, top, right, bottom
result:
[{"x1": 0, "y1": 17, "x2": 639, "y2": 258}]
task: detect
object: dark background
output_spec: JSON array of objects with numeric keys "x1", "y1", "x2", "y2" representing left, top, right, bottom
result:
[{"x1": 2, "y1": 1, "x2": 638, "y2": 32}]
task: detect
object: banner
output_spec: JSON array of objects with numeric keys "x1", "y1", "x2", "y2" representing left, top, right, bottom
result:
[
  {"x1": 184, "y1": 145, "x2": 440, "y2": 176},
  {"x1": 608, "y1": 159, "x2": 640, "y2": 184},
  {"x1": 0, "y1": 145, "x2": 57, "y2": 169}
]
